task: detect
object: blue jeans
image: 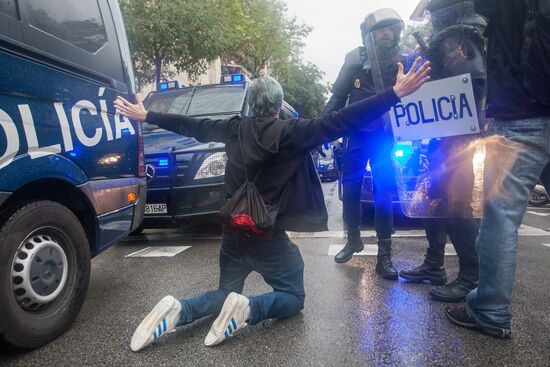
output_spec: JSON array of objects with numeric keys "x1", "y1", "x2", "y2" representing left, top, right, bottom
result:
[
  {"x1": 466, "y1": 117, "x2": 550, "y2": 332},
  {"x1": 177, "y1": 229, "x2": 305, "y2": 326}
]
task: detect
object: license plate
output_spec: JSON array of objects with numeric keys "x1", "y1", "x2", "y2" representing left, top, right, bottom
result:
[{"x1": 145, "y1": 203, "x2": 167, "y2": 214}]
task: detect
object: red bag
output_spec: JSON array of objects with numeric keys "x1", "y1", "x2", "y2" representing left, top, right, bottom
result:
[
  {"x1": 219, "y1": 180, "x2": 278, "y2": 234},
  {"x1": 219, "y1": 124, "x2": 279, "y2": 233}
]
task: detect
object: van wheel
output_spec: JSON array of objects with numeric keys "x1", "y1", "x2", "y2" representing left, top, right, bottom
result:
[{"x1": 0, "y1": 201, "x2": 90, "y2": 351}]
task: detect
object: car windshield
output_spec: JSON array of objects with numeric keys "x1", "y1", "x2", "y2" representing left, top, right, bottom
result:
[{"x1": 142, "y1": 84, "x2": 246, "y2": 135}]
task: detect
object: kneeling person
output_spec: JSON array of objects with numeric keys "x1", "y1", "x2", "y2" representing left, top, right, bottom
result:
[{"x1": 114, "y1": 59, "x2": 430, "y2": 351}]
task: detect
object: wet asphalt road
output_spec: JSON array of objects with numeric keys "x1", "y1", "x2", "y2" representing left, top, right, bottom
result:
[{"x1": 1, "y1": 182, "x2": 550, "y2": 367}]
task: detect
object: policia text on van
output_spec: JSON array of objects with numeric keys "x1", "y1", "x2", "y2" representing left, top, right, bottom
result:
[{"x1": 0, "y1": 0, "x2": 145, "y2": 350}]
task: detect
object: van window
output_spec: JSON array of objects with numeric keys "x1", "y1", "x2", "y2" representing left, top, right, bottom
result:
[
  {"x1": 0, "y1": 0, "x2": 20, "y2": 19},
  {"x1": 27, "y1": 0, "x2": 107, "y2": 53},
  {"x1": 187, "y1": 86, "x2": 245, "y2": 116},
  {"x1": 147, "y1": 89, "x2": 194, "y2": 115}
]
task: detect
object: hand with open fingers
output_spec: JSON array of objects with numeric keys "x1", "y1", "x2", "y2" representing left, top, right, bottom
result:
[
  {"x1": 113, "y1": 95, "x2": 148, "y2": 122},
  {"x1": 393, "y1": 57, "x2": 431, "y2": 98}
]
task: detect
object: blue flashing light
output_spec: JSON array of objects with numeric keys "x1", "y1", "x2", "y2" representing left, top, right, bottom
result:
[
  {"x1": 393, "y1": 143, "x2": 414, "y2": 166},
  {"x1": 68, "y1": 152, "x2": 78, "y2": 157},
  {"x1": 221, "y1": 74, "x2": 246, "y2": 84},
  {"x1": 158, "y1": 158, "x2": 169, "y2": 167},
  {"x1": 158, "y1": 80, "x2": 180, "y2": 92}
]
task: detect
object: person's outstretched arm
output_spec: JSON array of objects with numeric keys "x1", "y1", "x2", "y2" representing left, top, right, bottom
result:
[
  {"x1": 113, "y1": 96, "x2": 233, "y2": 143},
  {"x1": 284, "y1": 57, "x2": 431, "y2": 151}
]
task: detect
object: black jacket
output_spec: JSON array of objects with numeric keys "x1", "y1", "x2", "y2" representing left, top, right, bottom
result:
[
  {"x1": 475, "y1": 0, "x2": 550, "y2": 119},
  {"x1": 146, "y1": 88, "x2": 400, "y2": 232},
  {"x1": 323, "y1": 46, "x2": 392, "y2": 143}
]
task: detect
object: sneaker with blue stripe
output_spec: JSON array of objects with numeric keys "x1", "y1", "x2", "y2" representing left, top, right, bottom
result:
[
  {"x1": 130, "y1": 295, "x2": 181, "y2": 352},
  {"x1": 204, "y1": 292, "x2": 249, "y2": 346}
]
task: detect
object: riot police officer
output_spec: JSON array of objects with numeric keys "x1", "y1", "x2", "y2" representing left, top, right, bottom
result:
[
  {"x1": 325, "y1": 9, "x2": 403, "y2": 279},
  {"x1": 399, "y1": 0, "x2": 486, "y2": 302}
]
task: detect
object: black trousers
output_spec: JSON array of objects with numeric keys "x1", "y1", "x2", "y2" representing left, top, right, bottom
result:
[
  {"x1": 341, "y1": 132, "x2": 396, "y2": 240},
  {"x1": 424, "y1": 217, "x2": 479, "y2": 278}
]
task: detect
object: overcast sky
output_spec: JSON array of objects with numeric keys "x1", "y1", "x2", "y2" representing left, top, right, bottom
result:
[{"x1": 284, "y1": 0, "x2": 419, "y2": 86}]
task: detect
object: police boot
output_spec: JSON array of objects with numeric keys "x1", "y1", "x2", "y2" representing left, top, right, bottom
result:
[
  {"x1": 430, "y1": 264, "x2": 478, "y2": 303},
  {"x1": 334, "y1": 228, "x2": 364, "y2": 264},
  {"x1": 375, "y1": 239, "x2": 398, "y2": 280},
  {"x1": 399, "y1": 246, "x2": 447, "y2": 285}
]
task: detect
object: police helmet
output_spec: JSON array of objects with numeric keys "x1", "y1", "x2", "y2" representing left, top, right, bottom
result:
[
  {"x1": 427, "y1": 0, "x2": 486, "y2": 29},
  {"x1": 360, "y1": 8, "x2": 404, "y2": 44}
]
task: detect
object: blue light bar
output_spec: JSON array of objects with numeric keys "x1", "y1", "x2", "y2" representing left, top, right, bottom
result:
[
  {"x1": 158, "y1": 80, "x2": 180, "y2": 91},
  {"x1": 221, "y1": 74, "x2": 246, "y2": 84},
  {"x1": 158, "y1": 158, "x2": 169, "y2": 167}
]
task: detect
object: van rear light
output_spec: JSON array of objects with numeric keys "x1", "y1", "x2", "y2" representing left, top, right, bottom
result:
[{"x1": 137, "y1": 121, "x2": 145, "y2": 177}]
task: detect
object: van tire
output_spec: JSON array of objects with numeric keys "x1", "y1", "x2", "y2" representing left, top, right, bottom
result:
[{"x1": 0, "y1": 200, "x2": 90, "y2": 351}]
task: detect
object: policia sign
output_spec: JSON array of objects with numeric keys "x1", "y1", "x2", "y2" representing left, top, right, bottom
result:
[{"x1": 390, "y1": 73, "x2": 479, "y2": 141}]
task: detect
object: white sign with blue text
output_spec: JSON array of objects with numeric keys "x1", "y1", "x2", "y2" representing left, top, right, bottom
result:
[{"x1": 390, "y1": 73, "x2": 479, "y2": 141}]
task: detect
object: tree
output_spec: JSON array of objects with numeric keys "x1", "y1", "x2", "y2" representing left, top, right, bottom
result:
[
  {"x1": 120, "y1": 0, "x2": 231, "y2": 88},
  {"x1": 274, "y1": 59, "x2": 328, "y2": 119},
  {"x1": 224, "y1": 0, "x2": 311, "y2": 77}
]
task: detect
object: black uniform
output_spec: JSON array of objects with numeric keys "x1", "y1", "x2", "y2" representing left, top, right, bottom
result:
[
  {"x1": 324, "y1": 46, "x2": 396, "y2": 240},
  {"x1": 400, "y1": 0, "x2": 486, "y2": 301}
]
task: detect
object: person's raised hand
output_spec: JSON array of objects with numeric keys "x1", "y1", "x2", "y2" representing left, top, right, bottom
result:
[
  {"x1": 393, "y1": 57, "x2": 431, "y2": 98},
  {"x1": 113, "y1": 95, "x2": 148, "y2": 121}
]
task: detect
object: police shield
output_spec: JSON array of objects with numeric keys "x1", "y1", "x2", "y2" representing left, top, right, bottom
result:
[{"x1": 365, "y1": 1, "x2": 487, "y2": 218}]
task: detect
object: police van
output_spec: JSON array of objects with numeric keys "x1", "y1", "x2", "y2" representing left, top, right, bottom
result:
[
  {"x1": 139, "y1": 74, "x2": 298, "y2": 231},
  {"x1": 0, "y1": 0, "x2": 145, "y2": 350}
]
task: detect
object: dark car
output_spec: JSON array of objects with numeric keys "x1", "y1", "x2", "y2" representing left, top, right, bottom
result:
[
  {"x1": 0, "y1": 0, "x2": 145, "y2": 350},
  {"x1": 313, "y1": 144, "x2": 339, "y2": 182},
  {"x1": 337, "y1": 141, "x2": 428, "y2": 221},
  {"x1": 139, "y1": 75, "x2": 298, "y2": 231}
]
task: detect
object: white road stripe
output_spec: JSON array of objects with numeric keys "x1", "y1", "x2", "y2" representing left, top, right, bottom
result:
[
  {"x1": 328, "y1": 244, "x2": 457, "y2": 256},
  {"x1": 526, "y1": 210, "x2": 550, "y2": 217},
  {"x1": 542, "y1": 243, "x2": 550, "y2": 248},
  {"x1": 125, "y1": 246, "x2": 191, "y2": 258},
  {"x1": 292, "y1": 226, "x2": 548, "y2": 240},
  {"x1": 328, "y1": 244, "x2": 378, "y2": 256}
]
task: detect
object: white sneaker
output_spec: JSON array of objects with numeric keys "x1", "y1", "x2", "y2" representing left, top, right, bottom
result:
[
  {"x1": 204, "y1": 292, "x2": 249, "y2": 347},
  {"x1": 130, "y1": 295, "x2": 182, "y2": 352}
]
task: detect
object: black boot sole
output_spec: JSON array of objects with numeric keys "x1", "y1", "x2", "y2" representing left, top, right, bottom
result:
[
  {"x1": 429, "y1": 289, "x2": 468, "y2": 303},
  {"x1": 376, "y1": 268, "x2": 398, "y2": 280},
  {"x1": 399, "y1": 272, "x2": 447, "y2": 285},
  {"x1": 334, "y1": 247, "x2": 364, "y2": 264}
]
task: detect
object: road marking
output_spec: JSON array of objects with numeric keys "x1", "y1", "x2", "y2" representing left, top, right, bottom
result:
[
  {"x1": 328, "y1": 244, "x2": 378, "y2": 256},
  {"x1": 290, "y1": 230, "x2": 427, "y2": 239},
  {"x1": 125, "y1": 246, "x2": 191, "y2": 258},
  {"x1": 526, "y1": 210, "x2": 550, "y2": 217},
  {"x1": 542, "y1": 244, "x2": 550, "y2": 248},
  {"x1": 328, "y1": 244, "x2": 457, "y2": 256},
  {"x1": 123, "y1": 224, "x2": 550, "y2": 244}
]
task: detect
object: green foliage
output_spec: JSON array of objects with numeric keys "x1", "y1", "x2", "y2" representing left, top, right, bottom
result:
[
  {"x1": 120, "y1": 0, "x2": 327, "y2": 116},
  {"x1": 224, "y1": 0, "x2": 311, "y2": 77},
  {"x1": 120, "y1": 0, "x2": 231, "y2": 87},
  {"x1": 274, "y1": 59, "x2": 328, "y2": 119}
]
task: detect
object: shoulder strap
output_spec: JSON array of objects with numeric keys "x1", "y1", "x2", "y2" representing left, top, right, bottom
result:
[{"x1": 237, "y1": 122, "x2": 261, "y2": 183}]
